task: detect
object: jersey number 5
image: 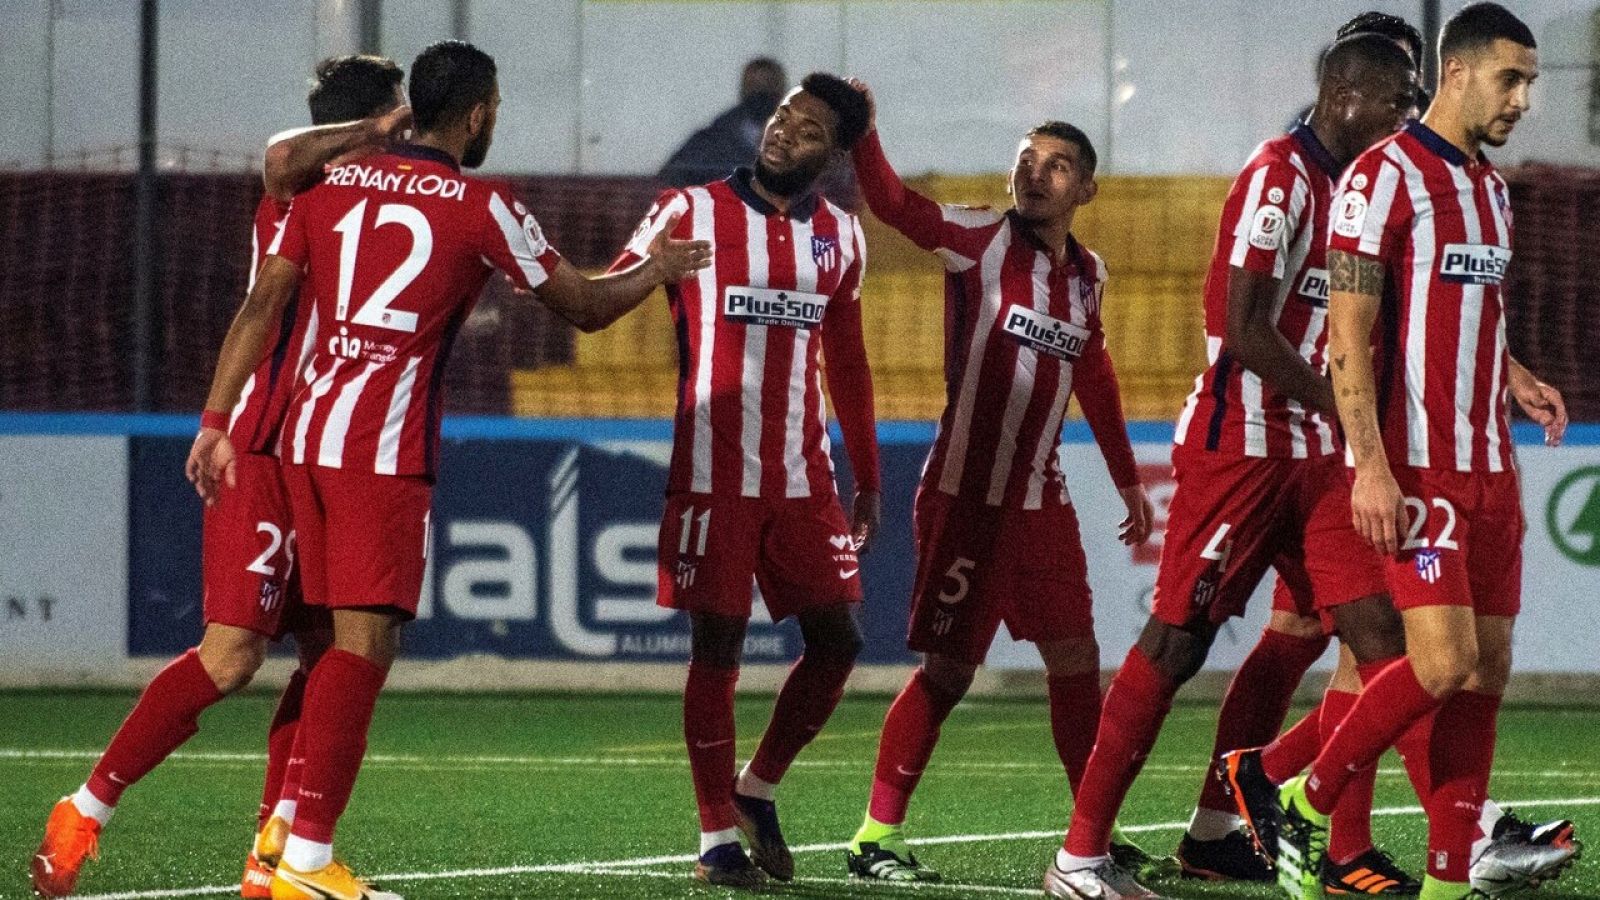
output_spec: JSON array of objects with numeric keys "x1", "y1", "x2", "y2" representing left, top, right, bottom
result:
[{"x1": 331, "y1": 199, "x2": 432, "y2": 333}]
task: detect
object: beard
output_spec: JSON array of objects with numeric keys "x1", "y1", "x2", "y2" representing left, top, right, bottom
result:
[
  {"x1": 754, "y1": 157, "x2": 824, "y2": 198},
  {"x1": 462, "y1": 130, "x2": 492, "y2": 169}
]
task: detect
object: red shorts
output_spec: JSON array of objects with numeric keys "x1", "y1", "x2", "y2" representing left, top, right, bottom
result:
[
  {"x1": 906, "y1": 488, "x2": 1093, "y2": 665},
  {"x1": 282, "y1": 463, "x2": 432, "y2": 619},
  {"x1": 1383, "y1": 467, "x2": 1522, "y2": 616},
  {"x1": 201, "y1": 453, "x2": 323, "y2": 639},
  {"x1": 1153, "y1": 449, "x2": 1386, "y2": 630},
  {"x1": 656, "y1": 491, "x2": 863, "y2": 621}
]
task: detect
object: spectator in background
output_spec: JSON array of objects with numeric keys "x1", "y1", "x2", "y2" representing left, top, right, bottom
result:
[{"x1": 660, "y1": 57, "x2": 788, "y2": 187}]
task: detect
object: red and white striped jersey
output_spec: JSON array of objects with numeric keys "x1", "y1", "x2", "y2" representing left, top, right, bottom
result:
[
  {"x1": 611, "y1": 169, "x2": 878, "y2": 500},
  {"x1": 1328, "y1": 120, "x2": 1515, "y2": 473},
  {"x1": 272, "y1": 145, "x2": 562, "y2": 479},
  {"x1": 852, "y1": 130, "x2": 1137, "y2": 509},
  {"x1": 1175, "y1": 124, "x2": 1340, "y2": 459},
  {"x1": 226, "y1": 195, "x2": 320, "y2": 456}
]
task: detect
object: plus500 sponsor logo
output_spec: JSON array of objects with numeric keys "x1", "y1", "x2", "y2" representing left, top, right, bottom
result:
[
  {"x1": 1439, "y1": 243, "x2": 1511, "y2": 285},
  {"x1": 1002, "y1": 306, "x2": 1091, "y2": 361},
  {"x1": 723, "y1": 286, "x2": 829, "y2": 329},
  {"x1": 1297, "y1": 268, "x2": 1330, "y2": 307}
]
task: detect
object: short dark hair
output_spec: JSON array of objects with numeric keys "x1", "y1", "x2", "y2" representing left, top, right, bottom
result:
[
  {"x1": 1440, "y1": 2, "x2": 1536, "y2": 59},
  {"x1": 307, "y1": 55, "x2": 403, "y2": 125},
  {"x1": 799, "y1": 72, "x2": 870, "y2": 151},
  {"x1": 1321, "y1": 32, "x2": 1416, "y2": 90},
  {"x1": 1336, "y1": 11, "x2": 1424, "y2": 61},
  {"x1": 409, "y1": 40, "x2": 498, "y2": 133},
  {"x1": 1027, "y1": 121, "x2": 1098, "y2": 175}
]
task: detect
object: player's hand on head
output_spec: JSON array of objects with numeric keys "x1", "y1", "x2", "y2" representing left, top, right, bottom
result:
[
  {"x1": 647, "y1": 212, "x2": 713, "y2": 283},
  {"x1": 1350, "y1": 467, "x2": 1405, "y2": 556},
  {"x1": 376, "y1": 104, "x2": 413, "y2": 141},
  {"x1": 186, "y1": 428, "x2": 237, "y2": 506},
  {"x1": 846, "y1": 78, "x2": 877, "y2": 131},
  {"x1": 851, "y1": 488, "x2": 882, "y2": 554},
  {"x1": 1116, "y1": 483, "x2": 1154, "y2": 547}
]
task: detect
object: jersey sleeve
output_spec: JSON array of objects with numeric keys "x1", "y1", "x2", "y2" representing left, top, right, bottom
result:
[
  {"x1": 1225, "y1": 159, "x2": 1308, "y2": 280},
  {"x1": 609, "y1": 190, "x2": 693, "y2": 274},
  {"x1": 851, "y1": 129, "x2": 1000, "y2": 273},
  {"x1": 267, "y1": 196, "x2": 310, "y2": 269},
  {"x1": 1072, "y1": 263, "x2": 1138, "y2": 489},
  {"x1": 482, "y1": 185, "x2": 564, "y2": 292},
  {"x1": 820, "y1": 217, "x2": 880, "y2": 492},
  {"x1": 1328, "y1": 149, "x2": 1410, "y2": 263}
]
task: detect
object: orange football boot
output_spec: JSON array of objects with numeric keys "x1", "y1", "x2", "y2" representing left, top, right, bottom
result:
[{"x1": 31, "y1": 797, "x2": 102, "y2": 898}]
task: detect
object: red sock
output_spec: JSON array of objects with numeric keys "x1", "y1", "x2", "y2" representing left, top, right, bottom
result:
[
  {"x1": 288, "y1": 650, "x2": 388, "y2": 844},
  {"x1": 1048, "y1": 672, "x2": 1103, "y2": 796},
  {"x1": 87, "y1": 648, "x2": 224, "y2": 805},
  {"x1": 1306, "y1": 658, "x2": 1441, "y2": 815},
  {"x1": 259, "y1": 668, "x2": 309, "y2": 826},
  {"x1": 1063, "y1": 647, "x2": 1177, "y2": 856},
  {"x1": 1262, "y1": 704, "x2": 1323, "y2": 784},
  {"x1": 1359, "y1": 658, "x2": 1437, "y2": 803},
  {"x1": 1199, "y1": 630, "x2": 1328, "y2": 811},
  {"x1": 747, "y1": 649, "x2": 854, "y2": 785},
  {"x1": 684, "y1": 662, "x2": 739, "y2": 832},
  {"x1": 867, "y1": 669, "x2": 962, "y2": 824},
  {"x1": 1321, "y1": 689, "x2": 1377, "y2": 864},
  {"x1": 1425, "y1": 691, "x2": 1499, "y2": 882}
]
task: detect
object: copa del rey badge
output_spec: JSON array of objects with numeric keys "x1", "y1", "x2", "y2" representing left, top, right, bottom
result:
[{"x1": 811, "y1": 235, "x2": 839, "y2": 272}]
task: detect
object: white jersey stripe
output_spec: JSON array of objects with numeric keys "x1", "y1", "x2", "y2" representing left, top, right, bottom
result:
[
  {"x1": 374, "y1": 355, "x2": 421, "y2": 475},
  {"x1": 290, "y1": 359, "x2": 343, "y2": 465},
  {"x1": 739, "y1": 206, "x2": 770, "y2": 498},
  {"x1": 686, "y1": 187, "x2": 717, "y2": 494},
  {"x1": 1483, "y1": 175, "x2": 1512, "y2": 473},
  {"x1": 786, "y1": 217, "x2": 819, "y2": 498},
  {"x1": 1388, "y1": 144, "x2": 1434, "y2": 467},
  {"x1": 1358, "y1": 161, "x2": 1402, "y2": 256},
  {"x1": 318, "y1": 360, "x2": 382, "y2": 469},
  {"x1": 1241, "y1": 371, "x2": 1267, "y2": 457},
  {"x1": 988, "y1": 252, "x2": 1051, "y2": 505},
  {"x1": 938, "y1": 227, "x2": 1013, "y2": 495},
  {"x1": 1229, "y1": 167, "x2": 1270, "y2": 269},
  {"x1": 229, "y1": 375, "x2": 257, "y2": 434},
  {"x1": 487, "y1": 192, "x2": 552, "y2": 290},
  {"x1": 1449, "y1": 165, "x2": 1485, "y2": 472}
]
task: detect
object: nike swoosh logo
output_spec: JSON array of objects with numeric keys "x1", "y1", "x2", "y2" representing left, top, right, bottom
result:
[
  {"x1": 108, "y1": 771, "x2": 128, "y2": 785},
  {"x1": 35, "y1": 854, "x2": 54, "y2": 875},
  {"x1": 838, "y1": 568, "x2": 859, "y2": 579},
  {"x1": 694, "y1": 738, "x2": 734, "y2": 750},
  {"x1": 896, "y1": 765, "x2": 923, "y2": 777}
]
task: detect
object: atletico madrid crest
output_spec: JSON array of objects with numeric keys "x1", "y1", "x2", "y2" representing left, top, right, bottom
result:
[
  {"x1": 811, "y1": 235, "x2": 839, "y2": 272},
  {"x1": 1415, "y1": 549, "x2": 1442, "y2": 584}
]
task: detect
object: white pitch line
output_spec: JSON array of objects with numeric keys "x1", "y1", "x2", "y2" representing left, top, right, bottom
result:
[
  {"x1": 68, "y1": 796, "x2": 1600, "y2": 900},
  {"x1": 7, "y1": 748, "x2": 1598, "y2": 781}
]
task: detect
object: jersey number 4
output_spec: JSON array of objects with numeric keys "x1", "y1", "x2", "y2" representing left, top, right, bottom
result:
[{"x1": 331, "y1": 199, "x2": 432, "y2": 333}]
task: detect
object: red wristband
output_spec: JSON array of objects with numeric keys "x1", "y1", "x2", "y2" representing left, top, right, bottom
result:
[{"x1": 200, "y1": 409, "x2": 229, "y2": 432}]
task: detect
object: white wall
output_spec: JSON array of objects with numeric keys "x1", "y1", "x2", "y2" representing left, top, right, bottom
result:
[{"x1": 1, "y1": 0, "x2": 1596, "y2": 173}]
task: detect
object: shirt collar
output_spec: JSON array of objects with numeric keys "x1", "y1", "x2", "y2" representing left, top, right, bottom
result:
[
  {"x1": 389, "y1": 143, "x2": 462, "y2": 173},
  {"x1": 1289, "y1": 122, "x2": 1343, "y2": 179},
  {"x1": 1404, "y1": 120, "x2": 1484, "y2": 169},
  {"x1": 727, "y1": 167, "x2": 818, "y2": 222},
  {"x1": 1005, "y1": 209, "x2": 1088, "y2": 274}
]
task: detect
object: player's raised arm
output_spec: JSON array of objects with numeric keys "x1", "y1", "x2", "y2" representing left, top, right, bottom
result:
[
  {"x1": 1326, "y1": 247, "x2": 1403, "y2": 554},
  {"x1": 820, "y1": 220, "x2": 882, "y2": 552},
  {"x1": 539, "y1": 212, "x2": 712, "y2": 332},
  {"x1": 1507, "y1": 355, "x2": 1567, "y2": 447},
  {"x1": 189, "y1": 254, "x2": 303, "y2": 503},
  {"x1": 262, "y1": 104, "x2": 412, "y2": 202}
]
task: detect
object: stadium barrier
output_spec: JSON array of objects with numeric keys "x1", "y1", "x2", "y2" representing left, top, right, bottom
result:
[
  {"x1": 4, "y1": 166, "x2": 1596, "y2": 422},
  {"x1": 5, "y1": 415, "x2": 1600, "y2": 705}
]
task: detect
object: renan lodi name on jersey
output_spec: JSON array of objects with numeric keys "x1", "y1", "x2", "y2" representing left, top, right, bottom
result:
[{"x1": 324, "y1": 164, "x2": 467, "y2": 201}]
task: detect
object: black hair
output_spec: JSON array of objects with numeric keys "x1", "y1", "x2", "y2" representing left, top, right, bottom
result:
[
  {"x1": 306, "y1": 55, "x2": 403, "y2": 125},
  {"x1": 1027, "y1": 121, "x2": 1098, "y2": 176},
  {"x1": 1337, "y1": 11, "x2": 1425, "y2": 61},
  {"x1": 1321, "y1": 32, "x2": 1417, "y2": 90},
  {"x1": 1440, "y1": 2, "x2": 1536, "y2": 59},
  {"x1": 798, "y1": 72, "x2": 870, "y2": 151},
  {"x1": 409, "y1": 40, "x2": 498, "y2": 133}
]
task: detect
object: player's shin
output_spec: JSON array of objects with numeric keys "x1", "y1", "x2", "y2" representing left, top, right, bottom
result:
[{"x1": 85, "y1": 647, "x2": 226, "y2": 812}]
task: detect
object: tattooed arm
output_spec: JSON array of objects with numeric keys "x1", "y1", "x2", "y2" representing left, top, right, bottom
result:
[{"x1": 1327, "y1": 248, "x2": 1406, "y2": 556}]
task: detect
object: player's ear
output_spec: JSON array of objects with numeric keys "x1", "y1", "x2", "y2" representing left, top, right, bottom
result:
[
  {"x1": 468, "y1": 101, "x2": 488, "y2": 137},
  {"x1": 1079, "y1": 176, "x2": 1099, "y2": 206}
]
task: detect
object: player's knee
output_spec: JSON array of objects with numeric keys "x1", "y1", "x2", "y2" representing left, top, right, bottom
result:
[
  {"x1": 1268, "y1": 611, "x2": 1325, "y2": 641},
  {"x1": 920, "y1": 656, "x2": 976, "y2": 698},
  {"x1": 200, "y1": 644, "x2": 266, "y2": 694},
  {"x1": 1413, "y1": 644, "x2": 1476, "y2": 696},
  {"x1": 1136, "y1": 619, "x2": 1213, "y2": 684},
  {"x1": 294, "y1": 628, "x2": 333, "y2": 672},
  {"x1": 1332, "y1": 595, "x2": 1407, "y2": 663},
  {"x1": 690, "y1": 612, "x2": 748, "y2": 669},
  {"x1": 1467, "y1": 642, "x2": 1512, "y2": 694},
  {"x1": 1039, "y1": 637, "x2": 1099, "y2": 678}
]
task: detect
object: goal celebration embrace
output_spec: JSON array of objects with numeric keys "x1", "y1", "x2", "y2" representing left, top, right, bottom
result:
[{"x1": 9, "y1": 1, "x2": 1596, "y2": 899}]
